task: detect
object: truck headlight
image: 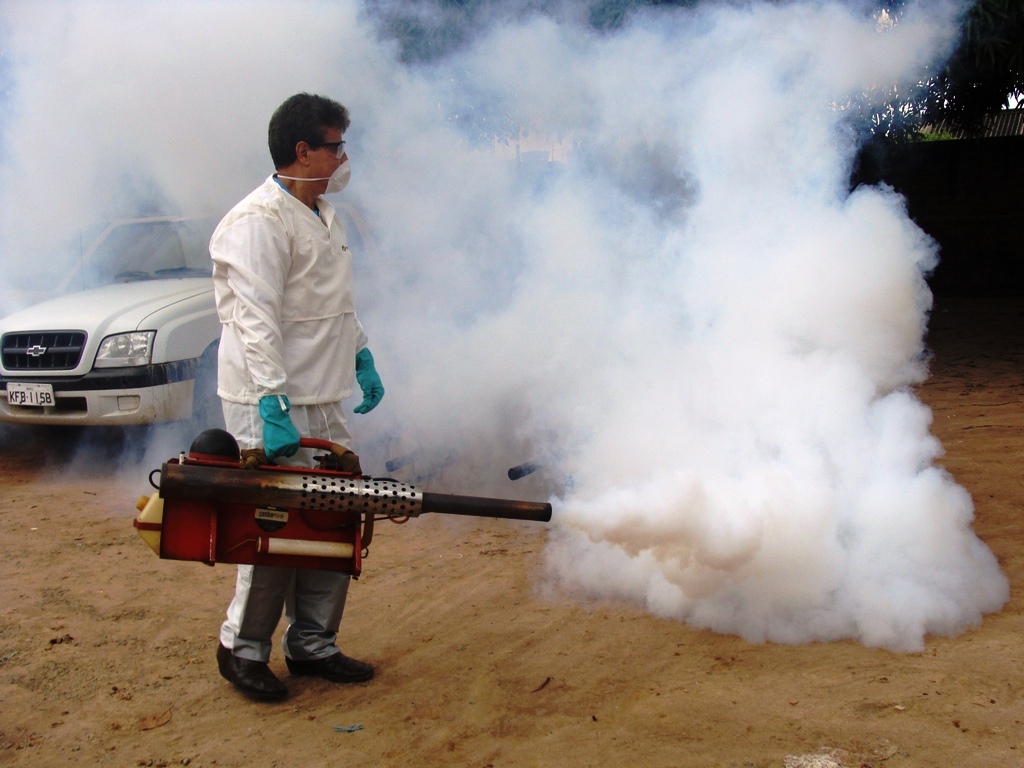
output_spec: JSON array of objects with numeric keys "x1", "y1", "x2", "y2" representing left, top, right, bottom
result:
[{"x1": 94, "y1": 331, "x2": 155, "y2": 368}]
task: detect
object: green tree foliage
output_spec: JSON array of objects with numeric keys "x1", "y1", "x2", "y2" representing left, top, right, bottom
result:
[{"x1": 917, "y1": 0, "x2": 1024, "y2": 135}]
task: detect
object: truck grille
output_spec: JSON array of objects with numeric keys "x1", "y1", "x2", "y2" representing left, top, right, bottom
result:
[{"x1": 2, "y1": 331, "x2": 87, "y2": 371}]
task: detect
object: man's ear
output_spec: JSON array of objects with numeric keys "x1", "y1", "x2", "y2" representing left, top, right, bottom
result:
[{"x1": 294, "y1": 141, "x2": 312, "y2": 166}]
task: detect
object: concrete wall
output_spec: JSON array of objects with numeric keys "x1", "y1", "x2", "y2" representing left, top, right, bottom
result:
[{"x1": 853, "y1": 136, "x2": 1024, "y2": 297}]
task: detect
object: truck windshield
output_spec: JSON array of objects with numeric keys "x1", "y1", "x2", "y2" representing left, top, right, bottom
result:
[{"x1": 77, "y1": 217, "x2": 217, "y2": 289}]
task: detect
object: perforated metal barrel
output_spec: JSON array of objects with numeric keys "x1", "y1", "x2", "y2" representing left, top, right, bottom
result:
[
  {"x1": 159, "y1": 462, "x2": 423, "y2": 519},
  {"x1": 158, "y1": 461, "x2": 553, "y2": 523},
  {"x1": 290, "y1": 473, "x2": 423, "y2": 518}
]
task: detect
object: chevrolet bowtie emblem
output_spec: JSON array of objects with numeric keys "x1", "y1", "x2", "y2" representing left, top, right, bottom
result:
[{"x1": 26, "y1": 345, "x2": 47, "y2": 357}]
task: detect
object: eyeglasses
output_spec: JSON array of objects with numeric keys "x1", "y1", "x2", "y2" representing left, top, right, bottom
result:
[{"x1": 310, "y1": 139, "x2": 346, "y2": 159}]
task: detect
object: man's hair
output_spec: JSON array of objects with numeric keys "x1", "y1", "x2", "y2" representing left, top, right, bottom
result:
[{"x1": 268, "y1": 93, "x2": 351, "y2": 169}]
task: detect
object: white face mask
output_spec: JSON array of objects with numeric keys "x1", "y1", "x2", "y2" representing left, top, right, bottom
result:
[
  {"x1": 277, "y1": 159, "x2": 351, "y2": 194},
  {"x1": 324, "y1": 160, "x2": 351, "y2": 194}
]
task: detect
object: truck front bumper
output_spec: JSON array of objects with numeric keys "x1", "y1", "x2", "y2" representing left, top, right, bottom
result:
[{"x1": 0, "y1": 359, "x2": 199, "y2": 426}]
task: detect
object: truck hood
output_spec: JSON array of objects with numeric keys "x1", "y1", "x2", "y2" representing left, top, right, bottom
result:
[{"x1": 0, "y1": 278, "x2": 214, "y2": 333}]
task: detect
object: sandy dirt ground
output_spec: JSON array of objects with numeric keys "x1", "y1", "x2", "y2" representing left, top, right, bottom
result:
[{"x1": 0, "y1": 297, "x2": 1021, "y2": 768}]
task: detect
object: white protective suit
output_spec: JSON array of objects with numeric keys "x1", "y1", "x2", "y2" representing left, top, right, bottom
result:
[
  {"x1": 211, "y1": 175, "x2": 367, "y2": 405},
  {"x1": 209, "y1": 175, "x2": 368, "y2": 663}
]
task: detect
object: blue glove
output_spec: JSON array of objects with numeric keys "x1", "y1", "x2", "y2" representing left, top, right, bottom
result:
[
  {"x1": 354, "y1": 347, "x2": 384, "y2": 414},
  {"x1": 259, "y1": 394, "x2": 301, "y2": 460}
]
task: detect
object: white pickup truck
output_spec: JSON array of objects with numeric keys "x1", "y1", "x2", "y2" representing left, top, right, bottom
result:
[{"x1": 0, "y1": 216, "x2": 223, "y2": 428}]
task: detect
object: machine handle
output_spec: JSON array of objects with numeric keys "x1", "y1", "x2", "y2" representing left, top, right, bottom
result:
[{"x1": 300, "y1": 437, "x2": 347, "y2": 455}]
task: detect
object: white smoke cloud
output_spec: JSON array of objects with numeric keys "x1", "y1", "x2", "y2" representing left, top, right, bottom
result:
[
  {"x1": 0, "y1": 0, "x2": 386, "y2": 299},
  {"x1": 0, "y1": 0, "x2": 1007, "y2": 651}
]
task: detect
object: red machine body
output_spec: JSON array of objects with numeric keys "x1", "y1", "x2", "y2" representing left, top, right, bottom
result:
[
  {"x1": 156, "y1": 458, "x2": 364, "y2": 576},
  {"x1": 134, "y1": 434, "x2": 552, "y2": 576},
  {"x1": 135, "y1": 437, "x2": 375, "y2": 576}
]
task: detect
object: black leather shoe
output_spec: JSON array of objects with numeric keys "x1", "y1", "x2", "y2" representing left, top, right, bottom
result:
[
  {"x1": 285, "y1": 652, "x2": 374, "y2": 683},
  {"x1": 217, "y1": 644, "x2": 288, "y2": 701}
]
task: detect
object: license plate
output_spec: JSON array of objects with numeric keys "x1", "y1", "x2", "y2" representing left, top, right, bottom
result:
[{"x1": 6, "y1": 382, "x2": 55, "y2": 407}]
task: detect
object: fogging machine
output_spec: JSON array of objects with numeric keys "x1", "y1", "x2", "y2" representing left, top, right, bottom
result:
[{"x1": 134, "y1": 432, "x2": 552, "y2": 577}]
